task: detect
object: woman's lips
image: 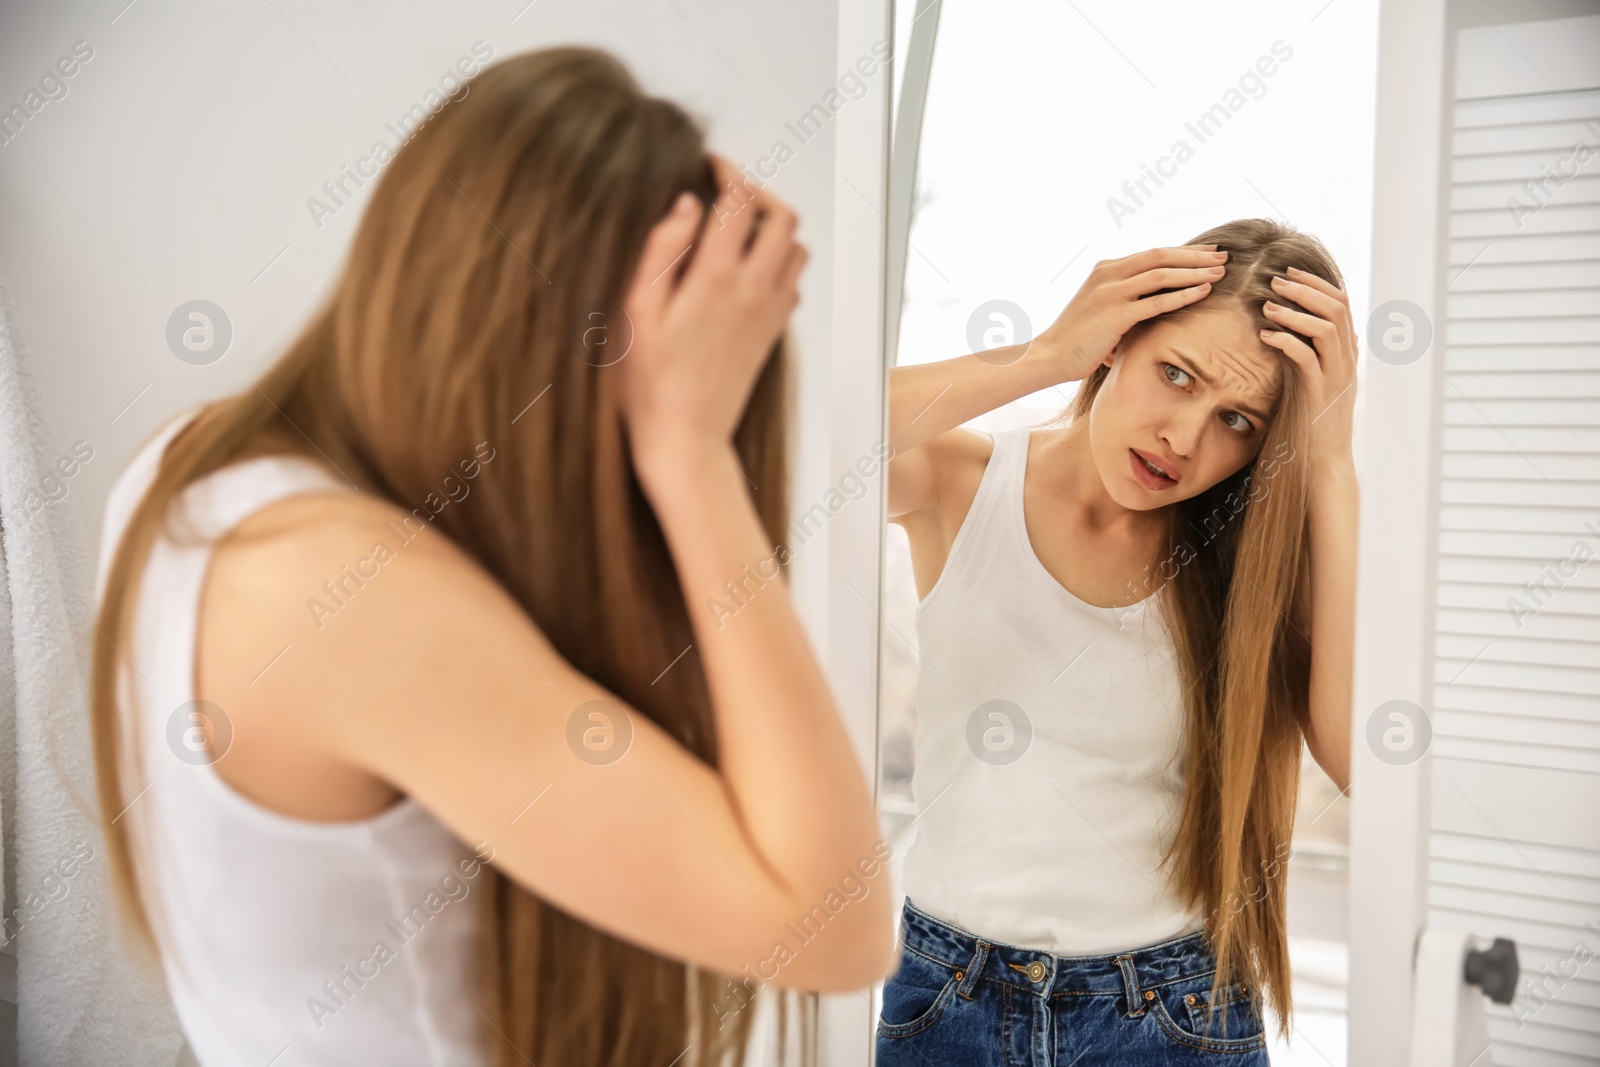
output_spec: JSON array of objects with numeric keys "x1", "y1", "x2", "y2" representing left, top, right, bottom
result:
[{"x1": 1129, "y1": 448, "x2": 1178, "y2": 489}]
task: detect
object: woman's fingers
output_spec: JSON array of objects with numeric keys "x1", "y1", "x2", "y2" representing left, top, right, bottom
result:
[
  {"x1": 1264, "y1": 267, "x2": 1357, "y2": 377},
  {"x1": 1269, "y1": 273, "x2": 1346, "y2": 323},
  {"x1": 1284, "y1": 266, "x2": 1348, "y2": 306},
  {"x1": 1119, "y1": 264, "x2": 1226, "y2": 297},
  {"x1": 1262, "y1": 300, "x2": 1336, "y2": 340},
  {"x1": 693, "y1": 153, "x2": 762, "y2": 280},
  {"x1": 624, "y1": 191, "x2": 705, "y2": 325},
  {"x1": 699, "y1": 154, "x2": 801, "y2": 295},
  {"x1": 1259, "y1": 327, "x2": 1320, "y2": 377},
  {"x1": 745, "y1": 187, "x2": 801, "y2": 292},
  {"x1": 1114, "y1": 245, "x2": 1228, "y2": 279},
  {"x1": 778, "y1": 241, "x2": 809, "y2": 305},
  {"x1": 1127, "y1": 280, "x2": 1213, "y2": 323}
]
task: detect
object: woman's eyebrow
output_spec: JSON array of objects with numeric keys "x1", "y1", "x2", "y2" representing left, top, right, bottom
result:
[{"x1": 1167, "y1": 348, "x2": 1275, "y2": 422}]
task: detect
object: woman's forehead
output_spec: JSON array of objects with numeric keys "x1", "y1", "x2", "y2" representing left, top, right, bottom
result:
[{"x1": 1150, "y1": 311, "x2": 1283, "y2": 415}]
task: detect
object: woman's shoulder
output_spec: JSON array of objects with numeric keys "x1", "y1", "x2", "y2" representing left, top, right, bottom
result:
[
  {"x1": 927, "y1": 426, "x2": 1008, "y2": 518},
  {"x1": 931, "y1": 425, "x2": 997, "y2": 463},
  {"x1": 205, "y1": 484, "x2": 476, "y2": 602},
  {"x1": 195, "y1": 481, "x2": 521, "y2": 769},
  {"x1": 895, "y1": 427, "x2": 1001, "y2": 564},
  {"x1": 924, "y1": 426, "x2": 997, "y2": 492},
  {"x1": 193, "y1": 482, "x2": 523, "y2": 821}
]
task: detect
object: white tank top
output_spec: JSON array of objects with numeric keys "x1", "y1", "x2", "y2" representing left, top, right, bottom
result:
[
  {"x1": 899, "y1": 427, "x2": 1205, "y2": 955},
  {"x1": 95, "y1": 409, "x2": 489, "y2": 1066}
]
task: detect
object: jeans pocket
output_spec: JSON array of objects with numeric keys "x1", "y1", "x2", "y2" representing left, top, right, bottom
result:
[
  {"x1": 1183, "y1": 977, "x2": 1258, "y2": 1038},
  {"x1": 876, "y1": 946, "x2": 963, "y2": 1039},
  {"x1": 1145, "y1": 972, "x2": 1266, "y2": 1054}
]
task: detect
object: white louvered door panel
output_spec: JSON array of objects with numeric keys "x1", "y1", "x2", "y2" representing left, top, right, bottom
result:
[{"x1": 1430, "y1": 15, "x2": 1600, "y2": 1066}]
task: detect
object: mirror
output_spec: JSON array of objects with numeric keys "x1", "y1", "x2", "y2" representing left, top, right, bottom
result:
[{"x1": 873, "y1": 2, "x2": 1381, "y2": 1062}]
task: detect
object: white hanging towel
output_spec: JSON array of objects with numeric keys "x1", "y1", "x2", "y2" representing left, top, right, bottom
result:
[{"x1": 0, "y1": 265, "x2": 183, "y2": 1064}]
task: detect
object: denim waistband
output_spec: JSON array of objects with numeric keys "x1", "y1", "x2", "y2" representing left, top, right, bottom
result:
[{"x1": 897, "y1": 897, "x2": 1220, "y2": 1009}]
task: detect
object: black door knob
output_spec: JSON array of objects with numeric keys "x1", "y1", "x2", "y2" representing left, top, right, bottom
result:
[{"x1": 1463, "y1": 937, "x2": 1518, "y2": 1005}]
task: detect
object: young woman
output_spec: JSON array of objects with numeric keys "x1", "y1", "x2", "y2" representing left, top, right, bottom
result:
[
  {"x1": 91, "y1": 48, "x2": 897, "y2": 1067},
  {"x1": 879, "y1": 220, "x2": 1358, "y2": 1064}
]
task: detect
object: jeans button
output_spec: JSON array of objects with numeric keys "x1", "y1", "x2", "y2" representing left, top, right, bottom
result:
[{"x1": 1026, "y1": 960, "x2": 1046, "y2": 982}]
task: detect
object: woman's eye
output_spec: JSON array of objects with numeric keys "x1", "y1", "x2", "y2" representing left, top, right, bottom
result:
[{"x1": 1163, "y1": 363, "x2": 1253, "y2": 434}]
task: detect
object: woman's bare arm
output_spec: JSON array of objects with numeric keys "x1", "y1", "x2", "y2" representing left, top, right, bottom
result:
[
  {"x1": 1304, "y1": 461, "x2": 1358, "y2": 790},
  {"x1": 888, "y1": 346, "x2": 1064, "y2": 460}
]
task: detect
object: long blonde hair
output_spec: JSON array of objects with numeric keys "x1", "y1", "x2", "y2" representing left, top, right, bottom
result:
[
  {"x1": 1057, "y1": 219, "x2": 1341, "y2": 1035},
  {"x1": 92, "y1": 46, "x2": 805, "y2": 1067}
]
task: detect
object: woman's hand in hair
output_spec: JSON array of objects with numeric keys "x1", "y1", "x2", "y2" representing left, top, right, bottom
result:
[
  {"x1": 1258, "y1": 267, "x2": 1358, "y2": 470},
  {"x1": 1035, "y1": 245, "x2": 1228, "y2": 383},
  {"x1": 620, "y1": 153, "x2": 807, "y2": 485}
]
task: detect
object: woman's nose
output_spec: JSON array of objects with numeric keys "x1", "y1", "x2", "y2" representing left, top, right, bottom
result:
[{"x1": 1158, "y1": 416, "x2": 1205, "y2": 459}]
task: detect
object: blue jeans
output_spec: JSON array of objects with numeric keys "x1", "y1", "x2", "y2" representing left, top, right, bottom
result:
[{"x1": 876, "y1": 898, "x2": 1270, "y2": 1065}]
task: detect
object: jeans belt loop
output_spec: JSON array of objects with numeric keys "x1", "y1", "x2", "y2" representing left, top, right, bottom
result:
[
  {"x1": 956, "y1": 940, "x2": 988, "y2": 1000},
  {"x1": 1114, "y1": 954, "x2": 1144, "y2": 1017}
]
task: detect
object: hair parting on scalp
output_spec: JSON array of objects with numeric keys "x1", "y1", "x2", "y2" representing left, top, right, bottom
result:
[
  {"x1": 90, "y1": 46, "x2": 807, "y2": 1067},
  {"x1": 1057, "y1": 218, "x2": 1344, "y2": 1038}
]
